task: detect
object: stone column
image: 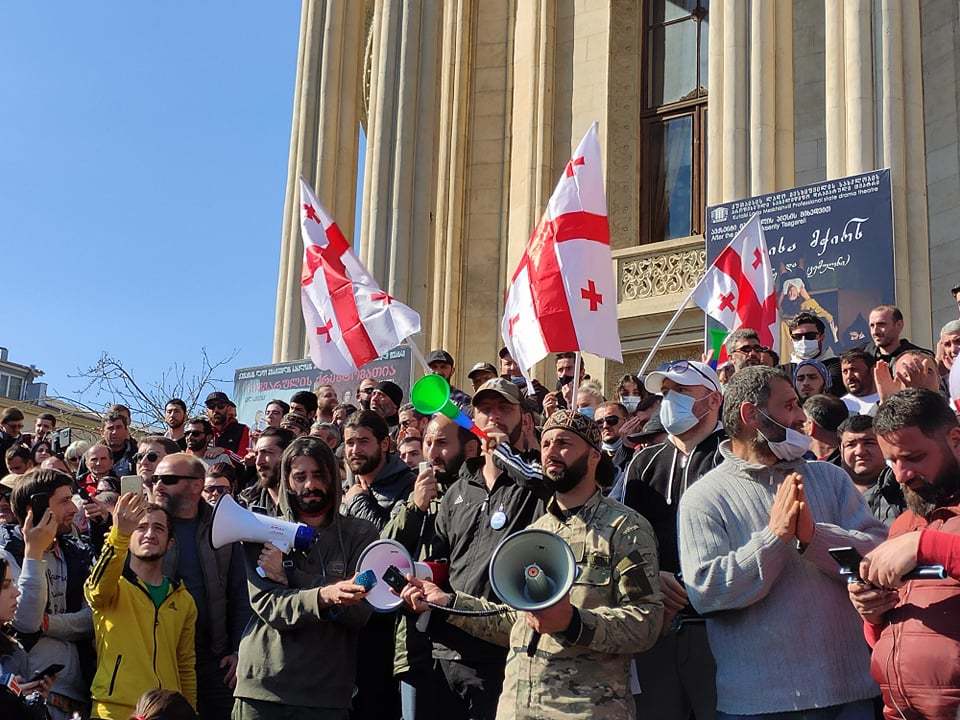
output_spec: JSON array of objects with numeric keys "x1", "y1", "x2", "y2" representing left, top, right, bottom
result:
[
  {"x1": 749, "y1": 0, "x2": 775, "y2": 194},
  {"x1": 721, "y1": 0, "x2": 748, "y2": 200},
  {"x1": 360, "y1": 0, "x2": 443, "y2": 333},
  {"x1": 430, "y1": 0, "x2": 473, "y2": 352},
  {"x1": 506, "y1": 1, "x2": 556, "y2": 275},
  {"x1": 706, "y1": 0, "x2": 724, "y2": 206},
  {"x1": 880, "y1": 0, "x2": 932, "y2": 342},
  {"x1": 824, "y1": 0, "x2": 846, "y2": 178},
  {"x1": 273, "y1": 0, "x2": 364, "y2": 362}
]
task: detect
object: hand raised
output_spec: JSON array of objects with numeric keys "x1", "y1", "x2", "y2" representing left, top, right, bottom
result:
[{"x1": 113, "y1": 492, "x2": 147, "y2": 535}]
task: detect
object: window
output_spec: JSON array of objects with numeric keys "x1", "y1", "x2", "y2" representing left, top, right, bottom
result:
[{"x1": 640, "y1": 0, "x2": 709, "y2": 244}]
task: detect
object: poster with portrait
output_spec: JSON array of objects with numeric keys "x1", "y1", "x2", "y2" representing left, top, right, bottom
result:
[
  {"x1": 705, "y1": 169, "x2": 895, "y2": 360},
  {"x1": 232, "y1": 346, "x2": 413, "y2": 429}
]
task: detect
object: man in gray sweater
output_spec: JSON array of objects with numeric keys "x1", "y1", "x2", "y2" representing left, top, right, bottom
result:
[{"x1": 678, "y1": 366, "x2": 886, "y2": 719}]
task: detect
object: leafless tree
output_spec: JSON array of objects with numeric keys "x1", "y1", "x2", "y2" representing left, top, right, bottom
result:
[{"x1": 65, "y1": 348, "x2": 239, "y2": 430}]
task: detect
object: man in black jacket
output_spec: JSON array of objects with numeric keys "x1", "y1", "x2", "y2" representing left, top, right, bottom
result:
[
  {"x1": 622, "y1": 360, "x2": 724, "y2": 720},
  {"x1": 425, "y1": 378, "x2": 547, "y2": 720}
]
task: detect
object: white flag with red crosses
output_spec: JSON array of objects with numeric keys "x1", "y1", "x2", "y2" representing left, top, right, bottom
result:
[
  {"x1": 299, "y1": 177, "x2": 421, "y2": 374},
  {"x1": 500, "y1": 123, "x2": 622, "y2": 375},
  {"x1": 692, "y1": 213, "x2": 779, "y2": 353}
]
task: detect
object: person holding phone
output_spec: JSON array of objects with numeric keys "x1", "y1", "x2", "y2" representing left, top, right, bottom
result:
[{"x1": 0, "y1": 470, "x2": 95, "y2": 720}]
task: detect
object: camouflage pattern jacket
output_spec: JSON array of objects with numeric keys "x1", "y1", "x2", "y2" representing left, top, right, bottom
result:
[{"x1": 446, "y1": 491, "x2": 663, "y2": 720}]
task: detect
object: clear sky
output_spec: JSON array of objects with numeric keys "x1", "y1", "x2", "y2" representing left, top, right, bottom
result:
[{"x1": 0, "y1": 2, "x2": 305, "y2": 411}]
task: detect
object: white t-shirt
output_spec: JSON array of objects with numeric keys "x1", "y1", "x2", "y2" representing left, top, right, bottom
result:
[{"x1": 842, "y1": 392, "x2": 880, "y2": 416}]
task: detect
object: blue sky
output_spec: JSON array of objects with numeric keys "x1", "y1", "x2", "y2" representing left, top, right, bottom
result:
[{"x1": 0, "y1": 3, "x2": 315, "y2": 411}]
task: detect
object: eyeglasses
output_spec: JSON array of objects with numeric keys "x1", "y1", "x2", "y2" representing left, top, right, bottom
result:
[
  {"x1": 153, "y1": 474, "x2": 203, "y2": 486},
  {"x1": 203, "y1": 485, "x2": 230, "y2": 497},
  {"x1": 790, "y1": 331, "x2": 820, "y2": 341},
  {"x1": 667, "y1": 361, "x2": 720, "y2": 391},
  {"x1": 183, "y1": 430, "x2": 206, "y2": 436},
  {"x1": 134, "y1": 451, "x2": 159, "y2": 464},
  {"x1": 599, "y1": 416, "x2": 621, "y2": 427},
  {"x1": 733, "y1": 344, "x2": 768, "y2": 356}
]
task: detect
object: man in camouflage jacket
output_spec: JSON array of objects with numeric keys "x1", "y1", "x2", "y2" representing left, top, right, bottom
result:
[{"x1": 400, "y1": 410, "x2": 663, "y2": 719}]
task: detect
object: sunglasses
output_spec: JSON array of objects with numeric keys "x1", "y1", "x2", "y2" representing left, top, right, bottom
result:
[
  {"x1": 790, "y1": 331, "x2": 819, "y2": 341},
  {"x1": 134, "y1": 451, "x2": 159, "y2": 464},
  {"x1": 733, "y1": 344, "x2": 768, "y2": 355},
  {"x1": 203, "y1": 485, "x2": 230, "y2": 496},
  {"x1": 599, "y1": 416, "x2": 621, "y2": 427},
  {"x1": 183, "y1": 430, "x2": 206, "y2": 436},
  {"x1": 153, "y1": 474, "x2": 203, "y2": 486},
  {"x1": 667, "y1": 360, "x2": 720, "y2": 391}
]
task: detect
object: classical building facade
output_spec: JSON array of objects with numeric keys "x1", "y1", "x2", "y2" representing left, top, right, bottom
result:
[{"x1": 273, "y1": 0, "x2": 960, "y2": 393}]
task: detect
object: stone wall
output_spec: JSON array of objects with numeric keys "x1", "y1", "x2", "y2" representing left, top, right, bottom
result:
[{"x1": 922, "y1": 0, "x2": 960, "y2": 333}]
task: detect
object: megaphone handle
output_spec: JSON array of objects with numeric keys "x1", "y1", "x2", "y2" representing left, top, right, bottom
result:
[{"x1": 526, "y1": 632, "x2": 541, "y2": 657}]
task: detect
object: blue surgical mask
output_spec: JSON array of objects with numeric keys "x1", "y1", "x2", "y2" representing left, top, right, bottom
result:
[
  {"x1": 660, "y1": 390, "x2": 701, "y2": 436},
  {"x1": 578, "y1": 406, "x2": 596, "y2": 419},
  {"x1": 510, "y1": 376, "x2": 526, "y2": 387}
]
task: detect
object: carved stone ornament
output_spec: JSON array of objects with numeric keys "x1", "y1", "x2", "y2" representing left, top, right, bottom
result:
[{"x1": 620, "y1": 248, "x2": 706, "y2": 301}]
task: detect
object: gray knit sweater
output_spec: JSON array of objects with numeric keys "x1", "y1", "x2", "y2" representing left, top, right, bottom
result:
[{"x1": 677, "y1": 441, "x2": 887, "y2": 715}]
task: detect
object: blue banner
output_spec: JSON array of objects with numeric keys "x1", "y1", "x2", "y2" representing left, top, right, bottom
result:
[{"x1": 705, "y1": 169, "x2": 895, "y2": 358}]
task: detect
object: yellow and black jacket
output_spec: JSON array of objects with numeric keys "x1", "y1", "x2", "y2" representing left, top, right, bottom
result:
[{"x1": 84, "y1": 526, "x2": 197, "y2": 720}]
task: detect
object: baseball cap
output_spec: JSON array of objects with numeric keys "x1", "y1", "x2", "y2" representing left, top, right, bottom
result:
[
  {"x1": 426, "y1": 349, "x2": 455, "y2": 366},
  {"x1": 644, "y1": 360, "x2": 719, "y2": 395},
  {"x1": 205, "y1": 391, "x2": 230, "y2": 408},
  {"x1": 467, "y1": 362, "x2": 498, "y2": 380},
  {"x1": 472, "y1": 378, "x2": 521, "y2": 406}
]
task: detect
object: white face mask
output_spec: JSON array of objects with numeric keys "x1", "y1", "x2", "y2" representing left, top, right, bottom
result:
[
  {"x1": 793, "y1": 338, "x2": 820, "y2": 360},
  {"x1": 661, "y1": 390, "x2": 711, "y2": 436},
  {"x1": 758, "y1": 411, "x2": 812, "y2": 461},
  {"x1": 621, "y1": 396, "x2": 641, "y2": 414}
]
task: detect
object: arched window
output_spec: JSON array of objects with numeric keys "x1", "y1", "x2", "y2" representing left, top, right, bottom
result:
[{"x1": 640, "y1": 0, "x2": 709, "y2": 244}]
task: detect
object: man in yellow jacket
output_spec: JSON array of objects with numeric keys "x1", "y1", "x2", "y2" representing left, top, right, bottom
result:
[{"x1": 85, "y1": 491, "x2": 197, "y2": 719}]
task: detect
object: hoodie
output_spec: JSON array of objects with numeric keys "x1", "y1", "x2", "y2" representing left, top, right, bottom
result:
[
  {"x1": 233, "y1": 457, "x2": 379, "y2": 711},
  {"x1": 343, "y1": 453, "x2": 415, "y2": 531}
]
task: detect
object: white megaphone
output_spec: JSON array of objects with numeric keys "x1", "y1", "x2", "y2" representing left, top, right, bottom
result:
[
  {"x1": 488, "y1": 528, "x2": 577, "y2": 656},
  {"x1": 209, "y1": 494, "x2": 315, "y2": 554},
  {"x1": 355, "y1": 539, "x2": 434, "y2": 613}
]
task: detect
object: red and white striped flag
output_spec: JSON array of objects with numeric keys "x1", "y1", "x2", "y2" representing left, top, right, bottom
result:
[
  {"x1": 500, "y1": 123, "x2": 622, "y2": 374},
  {"x1": 299, "y1": 178, "x2": 421, "y2": 374},
  {"x1": 692, "y1": 213, "x2": 779, "y2": 352}
]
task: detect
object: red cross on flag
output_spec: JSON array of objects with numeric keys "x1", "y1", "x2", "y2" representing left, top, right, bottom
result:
[
  {"x1": 299, "y1": 177, "x2": 421, "y2": 374},
  {"x1": 691, "y1": 213, "x2": 779, "y2": 352},
  {"x1": 500, "y1": 123, "x2": 622, "y2": 375}
]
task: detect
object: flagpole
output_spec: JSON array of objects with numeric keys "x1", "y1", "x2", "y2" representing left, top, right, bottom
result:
[
  {"x1": 636, "y1": 283, "x2": 701, "y2": 378},
  {"x1": 571, "y1": 351, "x2": 582, "y2": 407},
  {"x1": 404, "y1": 336, "x2": 431, "y2": 374}
]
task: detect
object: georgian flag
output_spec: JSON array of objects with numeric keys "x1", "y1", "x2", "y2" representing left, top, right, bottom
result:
[
  {"x1": 692, "y1": 213, "x2": 779, "y2": 352},
  {"x1": 299, "y1": 178, "x2": 421, "y2": 374},
  {"x1": 500, "y1": 123, "x2": 622, "y2": 375}
]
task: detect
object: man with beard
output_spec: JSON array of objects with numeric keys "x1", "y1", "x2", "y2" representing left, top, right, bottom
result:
[
  {"x1": 357, "y1": 378, "x2": 379, "y2": 411},
  {"x1": 342, "y1": 410, "x2": 414, "y2": 530},
  {"x1": 233, "y1": 437, "x2": 379, "y2": 719},
  {"x1": 239, "y1": 428, "x2": 295, "y2": 516},
  {"x1": 3, "y1": 470, "x2": 95, "y2": 720},
  {"x1": 150, "y1": 453, "x2": 251, "y2": 720},
  {"x1": 403, "y1": 378, "x2": 545, "y2": 720},
  {"x1": 382, "y1": 415, "x2": 482, "y2": 720},
  {"x1": 724, "y1": 328, "x2": 767, "y2": 373},
  {"x1": 401, "y1": 409, "x2": 664, "y2": 720},
  {"x1": 847, "y1": 389, "x2": 960, "y2": 720},
  {"x1": 841, "y1": 349, "x2": 880, "y2": 416},
  {"x1": 85, "y1": 493, "x2": 197, "y2": 719},
  {"x1": 164, "y1": 398, "x2": 188, "y2": 451},
  {"x1": 371, "y1": 381, "x2": 404, "y2": 434},
  {"x1": 205, "y1": 391, "x2": 250, "y2": 456},
  {"x1": 314, "y1": 384, "x2": 338, "y2": 423},
  {"x1": 183, "y1": 417, "x2": 233, "y2": 469},
  {"x1": 677, "y1": 366, "x2": 887, "y2": 719}
]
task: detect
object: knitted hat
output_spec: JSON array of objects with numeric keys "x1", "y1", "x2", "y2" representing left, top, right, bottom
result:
[
  {"x1": 375, "y1": 380, "x2": 404, "y2": 407},
  {"x1": 542, "y1": 409, "x2": 602, "y2": 450}
]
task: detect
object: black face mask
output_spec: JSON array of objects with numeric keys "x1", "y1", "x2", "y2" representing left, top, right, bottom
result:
[
  {"x1": 543, "y1": 452, "x2": 589, "y2": 494},
  {"x1": 557, "y1": 374, "x2": 575, "y2": 390}
]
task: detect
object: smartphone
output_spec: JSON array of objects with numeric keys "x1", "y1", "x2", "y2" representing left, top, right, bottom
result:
[
  {"x1": 29, "y1": 492, "x2": 50, "y2": 522},
  {"x1": 120, "y1": 475, "x2": 143, "y2": 496},
  {"x1": 29, "y1": 663, "x2": 64, "y2": 682},
  {"x1": 828, "y1": 546, "x2": 864, "y2": 582}
]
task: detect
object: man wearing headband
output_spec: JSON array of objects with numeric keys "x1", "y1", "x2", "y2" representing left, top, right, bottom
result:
[{"x1": 401, "y1": 409, "x2": 663, "y2": 720}]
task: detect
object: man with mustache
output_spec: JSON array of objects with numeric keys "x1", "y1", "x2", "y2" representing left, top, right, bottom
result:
[
  {"x1": 150, "y1": 453, "x2": 251, "y2": 720},
  {"x1": 401, "y1": 409, "x2": 664, "y2": 720},
  {"x1": 239, "y1": 427, "x2": 295, "y2": 516},
  {"x1": 678, "y1": 366, "x2": 886, "y2": 719},
  {"x1": 234, "y1": 437, "x2": 378, "y2": 719},
  {"x1": 205, "y1": 391, "x2": 250, "y2": 456},
  {"x1": 848, "y1": 389, "x2": 960, "y2": 720}
]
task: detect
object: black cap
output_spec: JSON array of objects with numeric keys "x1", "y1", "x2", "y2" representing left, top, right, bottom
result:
[
  {"x1": 426, "y1": 349, "x2": 455, "y2": 366},
  {"x1": 205, "y1": 391, "x2": 230, "y2": 408},
  {"x1": 374, "y1": 380, "x2": 403, "y2": 407}
]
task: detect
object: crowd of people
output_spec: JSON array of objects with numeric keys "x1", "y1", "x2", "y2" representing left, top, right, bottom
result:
[{"x1": 0, "y1": 300, "x2": 959, "y2": 719}]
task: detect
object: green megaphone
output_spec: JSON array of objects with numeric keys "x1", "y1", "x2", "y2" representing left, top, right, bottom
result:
[{"x1": 410, "y1": 374, "x2": 488, "y2": 440}]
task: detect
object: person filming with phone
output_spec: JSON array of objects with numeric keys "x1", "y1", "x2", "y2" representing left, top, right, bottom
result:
[
  {"x1": 846, "y1": 389, "x2": 960, "y2": 720},
  {"x1": 1, "y1": 470, "x2": 95, "y2": 720}
]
